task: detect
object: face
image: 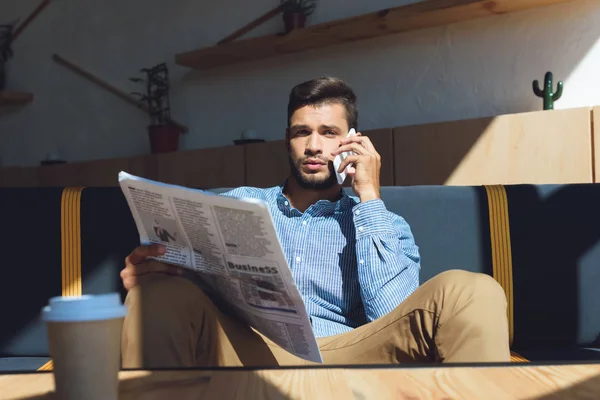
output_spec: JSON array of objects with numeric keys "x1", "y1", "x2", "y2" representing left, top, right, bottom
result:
[{"x1": 286, "y1": 103, "x2": 350, "y2": 190}]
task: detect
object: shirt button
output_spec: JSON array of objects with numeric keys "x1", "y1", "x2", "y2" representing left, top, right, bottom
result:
[
  {"x1": 296, "y1": 257, "x2": 301, "y2": 263},
  {"x1": 284, "y1": 201, "x2": 289, "y2": 206},
  {"x1": 359, "y1": 259, "x2": 365, "y2": 264},
  {"x1": 355, "y1": 210, "x2": 361, "y2": 216},
  {"x1": 358, "y1": 226, "x2": 364, "y2": 232},
  {"x1": 302, "y1": 221, "x2": 307, "y2": 226}
]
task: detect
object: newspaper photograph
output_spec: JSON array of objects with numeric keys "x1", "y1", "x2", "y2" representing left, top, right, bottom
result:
[{"x1": 118, "y1": 171, "x2": 322, "y2": 363}]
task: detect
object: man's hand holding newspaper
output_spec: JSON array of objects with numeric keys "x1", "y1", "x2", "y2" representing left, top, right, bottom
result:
[
  {"x1": 118, "y1": 171, "x2": 323, "y2": 363},
  {"x1": 121, "y1": 244, "x2": 183, "y2": 291}
]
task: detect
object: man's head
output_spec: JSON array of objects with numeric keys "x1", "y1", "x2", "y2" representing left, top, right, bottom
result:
[{"x1": 286, "y1": 76, "x2": 358, "y2": 190}]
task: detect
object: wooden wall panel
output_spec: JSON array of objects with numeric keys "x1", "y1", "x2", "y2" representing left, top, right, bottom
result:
[
  {"x1": 128, "y1": 155, "x2": 158, "y2": 181},
  {"x1": 394, "y1": 117, "x2": 491, "y2": 186},
  {"x1": 245, "y1": 140, "x2": 289, "y2": 188},
  {"x1": 38, "y1": 163, "x2": 84, "y2": 187},
  {"x1": 79, "y1": 157, "x2": 130, "y2": 186},
  {"x1": 1, "y1": 107, "x2": 594, "y2": 189},
  {"x1": 158, "y1": 146, "x2": 245, "y2": 189},
  {"x1": 394, "y1": 107, "x2": 593, "y2": 186},
  {"x1": 0, "y1": 167, "x2": 39, "y2": 187},
  {"x1": 39, "y1": 157, "x2": 129, "y2": 187}
]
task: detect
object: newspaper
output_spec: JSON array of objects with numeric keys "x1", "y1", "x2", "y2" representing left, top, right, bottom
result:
[{"x1": 118, "y1": 171, "x2": 322, "y2": 363}]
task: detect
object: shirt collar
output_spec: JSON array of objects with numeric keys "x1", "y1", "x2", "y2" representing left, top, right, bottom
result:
[{"x1": 275, "y1": 180, "x2": 352, "y2": 216}]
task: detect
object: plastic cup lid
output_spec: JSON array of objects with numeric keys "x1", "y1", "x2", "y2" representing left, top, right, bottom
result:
[{"x1": 42, "y1": 293, "x2": 127, "y2": 322}]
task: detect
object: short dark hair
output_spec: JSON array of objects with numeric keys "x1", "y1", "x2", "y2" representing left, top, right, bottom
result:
[{"x1": 287, "y1": 76, "x2": 358, "y2": 129}]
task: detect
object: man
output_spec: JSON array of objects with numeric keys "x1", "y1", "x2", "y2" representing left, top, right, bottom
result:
[{"x1": 120, "y1": 77, "x2": 510, "y2": 368}]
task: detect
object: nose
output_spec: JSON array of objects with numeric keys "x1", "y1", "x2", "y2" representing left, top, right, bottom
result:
[{"x1": 304, "y1": 131, "x2": 323, "y2": 156}]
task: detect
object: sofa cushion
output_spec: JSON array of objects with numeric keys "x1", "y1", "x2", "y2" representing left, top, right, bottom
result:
[
  {"x1": 375, "y1": 185, "x2": 492, "y2": 282},
  {"x1": 370, "y1": 184, "x2": 600, "y2": 351}
]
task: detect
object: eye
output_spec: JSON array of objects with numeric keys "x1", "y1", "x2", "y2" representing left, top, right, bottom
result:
[
  {"x1": 325, "y1": 130, "x2": 336, "y2": 136},
  {"x1": 292, "y1": 129, "x2": 309, "y2": 137}
]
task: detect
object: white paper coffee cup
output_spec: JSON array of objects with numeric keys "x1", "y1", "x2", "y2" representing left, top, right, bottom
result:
[{"x1": 42, "y1": 293, "x2": 127, "y2": 400}]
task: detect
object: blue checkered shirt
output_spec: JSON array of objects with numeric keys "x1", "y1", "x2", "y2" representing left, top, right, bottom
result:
[{"x1": 221, "y1": 184, "x2": 421, "y2": 338}]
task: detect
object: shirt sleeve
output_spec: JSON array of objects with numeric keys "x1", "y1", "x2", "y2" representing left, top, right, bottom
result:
[{"x1": 352, "y1": 198, "x2": 421, "y2": 321}]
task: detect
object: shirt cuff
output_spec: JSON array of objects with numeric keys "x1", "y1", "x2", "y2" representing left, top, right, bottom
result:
[{"x1": 352, "y1": 199, "x2": 396, "y2": 239}]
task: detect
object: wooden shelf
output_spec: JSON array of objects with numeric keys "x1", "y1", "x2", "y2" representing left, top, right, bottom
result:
[
  {"x1": 0, "y1": 91, "x2": 34, "y2": 106},
  {"x1": 175, "y1": 0, "x2": 575, "y2": 70}
]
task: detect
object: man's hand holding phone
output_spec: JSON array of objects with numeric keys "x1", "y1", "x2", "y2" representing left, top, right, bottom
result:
[
  {"x1": 332, "y1": 129, "x2": 382, "y2": 202},
  {"x1": 333, "y1": 128, "x2": 357, "y2": 185}
]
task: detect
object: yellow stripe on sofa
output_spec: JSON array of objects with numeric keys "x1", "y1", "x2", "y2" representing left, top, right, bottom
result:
[
  {"x1": 37, "y1": 360, "x2": 53, "y2": 371},
  {"x1": 61, "y1": 187, "x2": 84, "y2": 297},
  {"x1": 484, "y1": 185, "x2": 516, "y2": 348},
  {"x1": 38, "y1": 187, "x2": 85, "y2": 372},
  {"x1": 510, "y1": 351, "x2": 529, "y2": 363}
]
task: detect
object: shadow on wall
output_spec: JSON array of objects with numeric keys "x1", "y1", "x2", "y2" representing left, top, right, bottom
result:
[
  {"x1": 0, "y1": 1, "x2": 599, "y2": 165},
  {"x1": 391, "y1": 105, "x2": 593, "y2": 187},
  {"x1": 176, "y1": 0, "x2": 600, "y2": 152}
]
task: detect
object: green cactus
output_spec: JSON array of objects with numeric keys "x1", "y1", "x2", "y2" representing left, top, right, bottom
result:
[{"x1": 533, "y1": 72, "x2": 563, "y2": 110}]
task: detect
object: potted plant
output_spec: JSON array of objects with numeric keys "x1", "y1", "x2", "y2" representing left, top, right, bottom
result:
[
  {"x1": 130, "y1": 63, "x2": 181, "y2": 154},
  {"x1": 281, "y1": 0, "x2": 317, "y2": 33},
  {"x1": 0, "y1": 21, "x2": 16, "y2": 91}
]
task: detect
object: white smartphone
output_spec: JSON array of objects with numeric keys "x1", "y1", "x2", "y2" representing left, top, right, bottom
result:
[{"x1": 333, "y1": 128, "x2": 357, "y2": 185}]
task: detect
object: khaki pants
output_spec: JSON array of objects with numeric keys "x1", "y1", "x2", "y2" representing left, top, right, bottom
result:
[{"x1": 121, "y1": 270, "x2": 510, "y2": 368}]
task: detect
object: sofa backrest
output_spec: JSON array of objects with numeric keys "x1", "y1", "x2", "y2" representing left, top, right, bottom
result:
[
  {"x1": 1, "y1": 183, "x2": 599, "y2": 357},
  {"x1": 379, "y1": 184, "x2": 600, "y2": 351}
]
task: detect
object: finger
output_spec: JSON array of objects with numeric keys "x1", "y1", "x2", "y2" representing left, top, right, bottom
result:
[
  {"x1": 340, "y1": 135, "x2": 366, "y2": 146},
  {"x1": 337, "y1": 155, "x2": 360, "y2": 173},
  {"x1": 341, "y1": 133, "x2": 369, "y2": 145},
  {"x1": 332, "y1": 143, "x2": 367, "y2": 157},
  {"x1": 350, "y1": 135, "x2": 380, "y2": 161},
  {"x1": 121, "y1": 261, "x2": 180, "y2": 280},
  {"x1": 122, "y1": 276, "x2": 137, "y2": 291},
  {"x1": 125, "y1": 244, "x2": 166, "y2": 266},
  {"x1": 355, "y1": 135, "x2": 377, "y2": 153},
  {"x1": 343, "y1": 134, "x2": 376, "y2": 154}
]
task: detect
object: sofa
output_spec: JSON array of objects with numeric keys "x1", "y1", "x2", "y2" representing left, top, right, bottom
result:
[{"x1": 1, "y1": 183, "x2": 599, "y2": 371}]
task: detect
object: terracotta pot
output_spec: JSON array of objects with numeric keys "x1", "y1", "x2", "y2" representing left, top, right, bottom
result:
[
  {"x1": 283, "y1": 12, "x2": 306, "y2": 33},
  {"x1": 148, "y1": 125, "x2": 180, "y2": 154}
]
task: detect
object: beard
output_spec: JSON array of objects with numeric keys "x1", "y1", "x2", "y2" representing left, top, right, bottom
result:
[{"x1": 288, "y1": 154, "x2": 338, "y2": 190}]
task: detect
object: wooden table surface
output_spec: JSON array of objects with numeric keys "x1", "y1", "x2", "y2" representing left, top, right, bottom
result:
[{"x1": 1, "y1": 363, "x2": 599, "y2": 400}]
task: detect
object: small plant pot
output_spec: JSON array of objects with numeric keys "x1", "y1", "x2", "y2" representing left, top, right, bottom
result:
[
  {"x1": 148, "y1": 125, "x2": 180, "y2": 154},
  {"x1": 283, "y1": 12, "x2": 306, "y2": 33}
]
